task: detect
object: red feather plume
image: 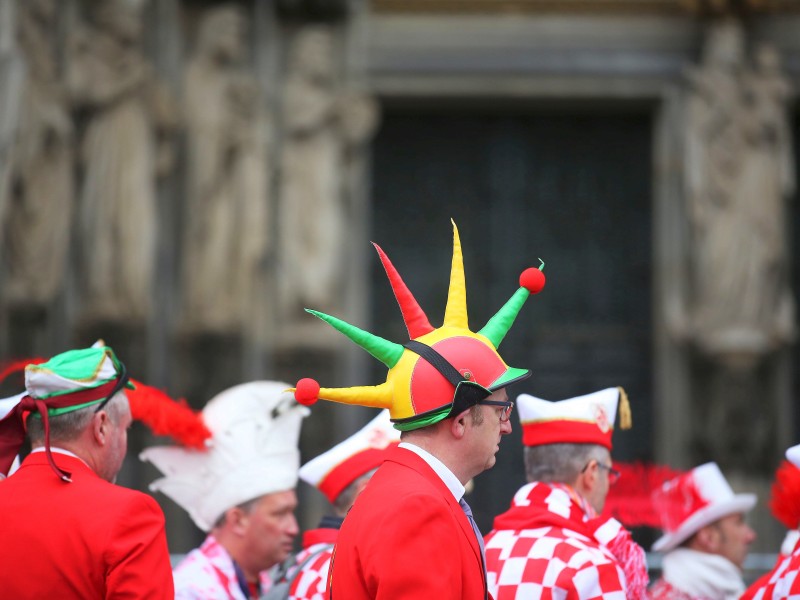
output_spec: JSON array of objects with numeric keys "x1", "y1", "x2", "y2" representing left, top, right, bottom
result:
[
  {"x1": 127, "y1": 379, "x2": 211, "y2": 450},
  {"x1": 601, "y1": 461, "x2": 686, "y2": 528},
  {"x1": 770, "y1": 460, "x2": 800, "y2": 530},
  {"x1": 0, "y1": 357, "x2": 46, "y2": 385}
]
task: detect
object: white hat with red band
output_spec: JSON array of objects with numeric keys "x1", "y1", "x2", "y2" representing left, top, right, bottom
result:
[
  {"x1": 516, "y1": 387, "x2": 631, "y2": 450},
  {"x1": 651, "y1": 462, "x2": 756, "y2": 552},
  {"x1": 299, "y1": 409, "x2": 400, "y2": 503}
]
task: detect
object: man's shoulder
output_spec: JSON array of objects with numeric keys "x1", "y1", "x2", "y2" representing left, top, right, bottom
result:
[
  {"x1": 485, "y1": 524, "x2": 614, "y2": 566},
  {"x1": 78, "y1": 474, "x2": 164, "y2": 515}
]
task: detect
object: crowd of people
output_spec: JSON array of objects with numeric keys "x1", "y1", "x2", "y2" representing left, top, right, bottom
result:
[{"x1": 1, "y1": 223, "x2": 798, "y2": 599}]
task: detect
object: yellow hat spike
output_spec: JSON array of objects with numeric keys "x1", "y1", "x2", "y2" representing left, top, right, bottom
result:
[
  {"x1": 293, "y1": 379, "x2": 395, "y2": 410},
  {"x1": 443, "y1": 220, "x2": 469, "y2": 329}
]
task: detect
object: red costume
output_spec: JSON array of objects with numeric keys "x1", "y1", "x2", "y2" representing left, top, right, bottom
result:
[
  {"x1": 0, "y1": 452, "x2": 174, "y2": 599},
  {"x1": 484, "y1": 481, "x2": 642, "y2": 600},
  {"x1": 327, "y1": 445, "x2": 488, "y2": 599},
  {"x1": 741, "y1": 541, "x2": 800, "y2": 600}
]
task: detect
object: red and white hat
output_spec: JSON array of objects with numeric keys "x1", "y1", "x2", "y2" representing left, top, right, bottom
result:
[
  {"x1": 516, "y1": 387, "x2": 631, "y2": 450},
  {"x1": 299, "y1": 409, "x2": 400, "y2": 503},
  {"x1": 651, "y1": 462, "x2": 756, "y2": 552}
]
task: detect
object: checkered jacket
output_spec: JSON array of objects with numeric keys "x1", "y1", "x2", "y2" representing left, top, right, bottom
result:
[
  {"x1": 484, "y1": 482, "x2": 645, "y2": 600},
  {"x1": 174, "y1": 534, "x2": 272, "y2": 600},
  {"x1": 288, "y1": 528, "x2": 338, "y2": 600},
  {"x1": 741, "y1": 546, "x2": 800, "y2": 600}
]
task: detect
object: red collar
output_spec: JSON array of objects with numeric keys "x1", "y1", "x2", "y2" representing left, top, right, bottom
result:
[{"x1": 302, "y1": 527, "x2": 339, "y2": 549}]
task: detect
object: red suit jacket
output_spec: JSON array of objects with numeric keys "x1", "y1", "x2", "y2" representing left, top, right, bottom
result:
[
  {"x1": 0, "y1": 452, "x2": 174, "y2": 599},
  {"x1": 327, "y1": 445, "x2": 488, "y2": 599}
]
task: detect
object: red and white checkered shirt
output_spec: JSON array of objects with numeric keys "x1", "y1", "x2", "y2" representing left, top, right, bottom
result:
[
  {"x1": 741, "y1": 544, "x2": 800, "y2": 600},
  {"x1": 484, "y1": 482, "x2": 648, "y2": 600},
  {"x1": 288, "y1": 528, "x2": 338, "y2": 600}
]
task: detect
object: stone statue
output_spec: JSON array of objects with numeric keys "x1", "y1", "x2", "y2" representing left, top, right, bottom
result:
[
  {"x1": 2, "y1": 0, "x2": 74, "y2": 311},
  {"x1": 278, "y1": 25, "x2": 379, "y2": 317},
  {"x1": 684, "y1": 20, "x2": 795, "y2": 369},
  {"x1": 181, "y1": 5, "x2": 270, "y2": 336},
  {"x1": 67, "y1": 1, "x2": 175, "y2": 325}
]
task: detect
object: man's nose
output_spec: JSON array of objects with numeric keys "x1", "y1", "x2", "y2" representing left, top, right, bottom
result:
[
  {"x1": 500, "y1": 418, "x2": 512, "y2": 435},
  {"x1": 745, "y1": 525, "x2": 756, "y2": 543},
  {"x1": 286, "y1": 514, "x2": 300, "y2": 537}
]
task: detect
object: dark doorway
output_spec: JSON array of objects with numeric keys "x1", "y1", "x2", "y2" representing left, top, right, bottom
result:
[{"x1": 369, "y1": 107, "x2": 654, "y2": 531}]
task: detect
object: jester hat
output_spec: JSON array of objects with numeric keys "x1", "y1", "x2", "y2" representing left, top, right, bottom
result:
[{"x1": 293, "y1": 220, "x2": 545, "y2": 431}]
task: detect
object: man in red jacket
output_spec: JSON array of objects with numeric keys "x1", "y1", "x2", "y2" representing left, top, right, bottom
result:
[
  {"x1": 0, "y1": 345, "x2": 174, "y2": 599},
  {"x1": 291, "y1": 222, "x2": 546, "y2": 599}
]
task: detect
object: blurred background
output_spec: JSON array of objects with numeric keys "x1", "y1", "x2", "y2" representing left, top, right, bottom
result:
[{"x1": 0, "y1": 0, "x2": 799, "y2": 576}]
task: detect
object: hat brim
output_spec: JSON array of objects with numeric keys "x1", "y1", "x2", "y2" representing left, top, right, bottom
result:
[
  {"x1": 651, "y1": 494, "x2": 757, "y2": 552},
  {"x1": 391, "y1": 365, "x2": 531, "y2": 431},
  {"x1": 489, "y1": 366, "x2": 531, "y2": 391}
]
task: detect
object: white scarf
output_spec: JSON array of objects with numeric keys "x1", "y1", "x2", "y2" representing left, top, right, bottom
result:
[{"x1": 662, "y1": 548, "x2": 745, "y2": 600}]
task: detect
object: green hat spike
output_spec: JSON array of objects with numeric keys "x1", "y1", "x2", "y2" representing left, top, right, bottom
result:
[
  {"x1": 306, "y1": 309, "x2": 405, "y2": 368},
  {"x1": 478, "y1": 287, "x2": 530, "y2": 349},
  {"x1": 478, "y1": 263, "x2": 546, "y2": 348}
]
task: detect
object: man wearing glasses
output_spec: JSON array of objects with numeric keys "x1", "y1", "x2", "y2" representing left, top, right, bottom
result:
[
  {"x1": 290, "y1": 222, "x2": 545, "y2": 599},
  {"x1": 484, "y1": 387, "x2": 649, "y2": 600}
]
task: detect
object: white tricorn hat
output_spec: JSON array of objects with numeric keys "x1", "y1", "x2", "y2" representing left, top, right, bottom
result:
[
  {"x1": 516, "y1": 387, "x2": 631, "y2": 450},
  {"x1": 651, "y1": 462, "x2": 756, "y2": 552},
  {"x1": 299, "y1": 409, "x2": 400, "y2": 503},
  {"x1": 140, "y1": 381, "x2": 308, "y2": 532}
]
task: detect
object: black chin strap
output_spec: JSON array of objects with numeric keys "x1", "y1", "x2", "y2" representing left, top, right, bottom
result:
[
  {"x1": 404, "y1": 341, "x2": 464, "y2": 387},
  {"x1": 403, "y1": 340, "x2": 492, "y2": 416}
]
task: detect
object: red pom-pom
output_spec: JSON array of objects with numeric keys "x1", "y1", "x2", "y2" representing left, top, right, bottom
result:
[
  {"x1": 295, "y1": 378, "x2": 320, "y2": 406},
  {"x1": 520, "y1": 267, "x2": 546, "y2": 294}
]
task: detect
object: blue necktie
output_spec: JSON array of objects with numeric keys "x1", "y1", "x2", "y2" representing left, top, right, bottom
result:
[{"x1": 460, "y1": 497, "x2": 488, "y2": 599}]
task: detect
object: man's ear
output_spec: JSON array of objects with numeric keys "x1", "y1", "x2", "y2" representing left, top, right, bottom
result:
[
  {"x1": 226, "y1": 507, "x2": 249, "y2": 536},
  {"x1": 694, "y1": 524, "x2": 720, "y2": 553},
  {"x1": 92, "y1": 411, "x2": 109, "y2": 446},
  {"x1": 576, "y1": 460, "x2": 597, "y2": 495},
  {"x1": 449, "y1": 409, "x2": 470, "y2": 440}
]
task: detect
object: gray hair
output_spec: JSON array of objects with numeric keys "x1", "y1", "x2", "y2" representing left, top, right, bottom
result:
[
  {"x1": 524, "y1": 443, "x2": 607, "y2": 485},
  {"x1": 27, "y1": 392, "x2": 128, "y2": 446},
  {"x1": 333, "y1": 469, "x2": 377, "y2": 517}
]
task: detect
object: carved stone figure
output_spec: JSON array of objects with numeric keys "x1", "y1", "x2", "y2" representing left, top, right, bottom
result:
[
  {"x1": 181, "y1": 5, "x2": 269, "y2": 336},
  {"x1": 278, "y1": 25, "x2": 379, "y2": 317},
  {"x1": 684, "y1": 20, "x2": 795, "y2": 368},
  {"x1": 3, "y1": 0, "x2": 73, "y2": 310},
  {"x1": 68, "y1": 1, "x2": 175, "y2": 325}
]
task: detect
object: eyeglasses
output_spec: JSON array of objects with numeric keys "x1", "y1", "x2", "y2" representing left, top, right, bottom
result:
[
  {"x1": 477, "y1": 399, "x2": 513, "y2": 423},
  {"x1": 582, "y1": 460, "x2": 621, "y2": 485}
]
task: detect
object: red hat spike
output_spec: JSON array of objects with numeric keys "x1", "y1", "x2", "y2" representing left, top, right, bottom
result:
[{"x1": 372, "y1": 242, "x2": 434, "y2": 339}]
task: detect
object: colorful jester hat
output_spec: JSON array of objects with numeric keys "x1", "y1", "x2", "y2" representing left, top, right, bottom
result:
[{"x1": 293, "y1": 220, "x2": 546, "y2": 431}]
